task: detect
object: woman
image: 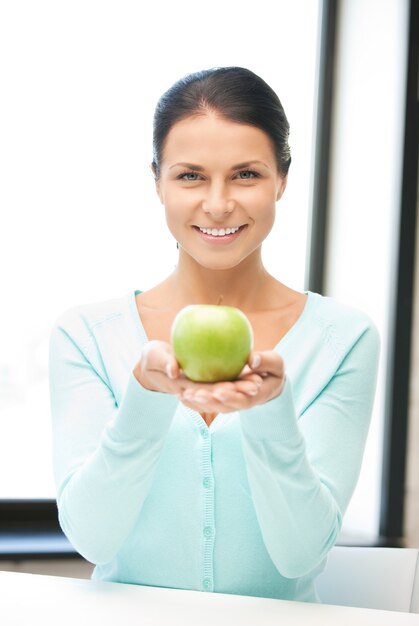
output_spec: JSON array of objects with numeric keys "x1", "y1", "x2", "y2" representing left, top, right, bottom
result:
[{"x1": 49, "y1": 67, "x2": 380, "y2": 603}]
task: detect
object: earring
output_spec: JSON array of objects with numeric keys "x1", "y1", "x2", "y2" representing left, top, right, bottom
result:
[{"x1": 176, "y1": 242, "x2": 179, "y2": 249}]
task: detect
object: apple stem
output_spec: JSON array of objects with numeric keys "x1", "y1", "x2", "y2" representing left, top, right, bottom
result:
[{"x1": 217, "y1": 295, "x2": 224, "y2": 306}]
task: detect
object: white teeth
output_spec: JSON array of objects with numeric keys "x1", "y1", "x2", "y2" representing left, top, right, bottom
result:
[{"x1": 198, "y1": 226, "x2": 241, "y2": 236}]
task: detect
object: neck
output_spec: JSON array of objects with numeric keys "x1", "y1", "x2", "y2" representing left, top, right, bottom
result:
[{"x1": 166, "y1": 249, "x2": 280, "y2": 312}]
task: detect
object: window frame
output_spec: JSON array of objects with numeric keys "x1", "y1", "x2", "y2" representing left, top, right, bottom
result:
[
  {"x1": 0, "y1": 500, "x2": 76, "y2": 559},
  {"x1": 378, "y1": 0, "x2": 419, "y2": 547}
]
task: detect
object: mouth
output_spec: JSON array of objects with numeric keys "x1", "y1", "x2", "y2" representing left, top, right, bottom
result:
[
  {"x1": 192, "y1": 224, "x2": 248, "y2": 245},
  {"x1": 193, "y1": 224, "x2": 247, "y2": 237}
]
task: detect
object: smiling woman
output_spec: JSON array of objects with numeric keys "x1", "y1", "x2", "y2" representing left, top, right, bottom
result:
[
  {"x1": 49, "y1": 66, "x2": 380, "y2": 602},
  {"x1": 156, "y1": 113, "x2": 286, "y2": 271}
]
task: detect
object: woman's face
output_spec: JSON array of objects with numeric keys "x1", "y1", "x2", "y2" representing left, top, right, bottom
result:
[{"x1": 155, "y1": 112, "x2": 287, "y2": 271}]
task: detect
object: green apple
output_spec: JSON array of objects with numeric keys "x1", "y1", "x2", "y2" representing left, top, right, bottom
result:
[{"x1": 171, "y1": 304, "x2": 254, "y2": 383}]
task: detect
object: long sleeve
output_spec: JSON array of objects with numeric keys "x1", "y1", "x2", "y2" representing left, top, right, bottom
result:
[
  {"x1": 48, "y1": 314, "x2": 179, "y2": 565},
  {"x1": 239, "y1": 320, "x2": 380, "y2": 579}
]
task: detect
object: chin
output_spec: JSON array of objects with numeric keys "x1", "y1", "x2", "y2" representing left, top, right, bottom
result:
[{"x1": 188, "y1": 252, "x2": 250, "y2": 272}]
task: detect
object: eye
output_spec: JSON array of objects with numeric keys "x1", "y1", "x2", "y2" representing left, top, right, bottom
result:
[
  {"x1": 177, "y1": 171, "x2": 201, "y2": 181},
  {"x1": 176, "y1": 169, "x2": 260, "y2": 182},
  {"x1": 236, "y1": 170, "x2": 260, "y2": 180}
]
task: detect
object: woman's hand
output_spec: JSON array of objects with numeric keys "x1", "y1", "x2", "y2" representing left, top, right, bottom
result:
[
  {"x1": 133, "y1": 341, "x2": 285, "y2": 413},
  {"x1": 178, "y1": 350, "x2": 286, "y2": 414},
  {"x1": 133, "y1": 340, "x2": 184, "y2": 395}
]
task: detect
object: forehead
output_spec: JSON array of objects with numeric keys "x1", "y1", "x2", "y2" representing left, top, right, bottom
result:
[{"x1": 161, "y1": 113, "x2": 276, "y2": 167}]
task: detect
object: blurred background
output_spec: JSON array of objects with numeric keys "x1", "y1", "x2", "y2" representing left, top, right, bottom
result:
[{"x1": 0, "y1": 0, "x2": 417, "y2": 579}]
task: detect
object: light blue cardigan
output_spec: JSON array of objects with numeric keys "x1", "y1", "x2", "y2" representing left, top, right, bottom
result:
[{"x1": 48, "y1": 289, "x2": 380, "y2": 602}]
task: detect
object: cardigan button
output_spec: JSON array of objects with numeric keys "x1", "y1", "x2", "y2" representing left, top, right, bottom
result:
[{"x1": 203, "y1": 526, "x2": 213, "y2": 538}]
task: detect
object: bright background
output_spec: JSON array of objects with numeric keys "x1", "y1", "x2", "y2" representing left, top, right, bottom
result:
[
  {"x1": 0, "y1": 0, "x2": 320, "y2": 498},
  {"x1": 0, "y1": 0, "x2": 409, "y2": 546}
]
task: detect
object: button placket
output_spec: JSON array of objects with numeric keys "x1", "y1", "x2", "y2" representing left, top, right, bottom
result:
[
  {"x1": 182, "y1": 405, "x2": 216, "y2": 593},
  {"x1": 201, "y1": 426, "x2": 215, "y2": 592}
]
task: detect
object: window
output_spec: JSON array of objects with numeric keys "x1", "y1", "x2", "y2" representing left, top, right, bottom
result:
[
  {"x1": 0, "y1": 0, "x2": 407, "y2": 539},
  {"x1": 1, "y1": 1, "x2": 321, "y2": 504},
  {"x1": 3, "y1": 0, "x2": 413, "y2": 555},
  {"x1": 324, "y1": 0, "x2": 410, "y2": 543},
  {"x1": 3, "y1": 0, "x2": 412, "y2": 555}
]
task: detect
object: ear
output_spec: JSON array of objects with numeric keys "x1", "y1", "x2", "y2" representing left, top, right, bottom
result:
[{"x1": 276, "y1": 175, "x2": 288, "y2": 201}]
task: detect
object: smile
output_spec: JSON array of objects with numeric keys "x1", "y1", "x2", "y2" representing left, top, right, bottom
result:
[
  {"x1": 195, "y1": 225, "x2": 245, "y2": 237},
  {"x1": 192, "y1": 224, "x2": 248, "y2": 245}
]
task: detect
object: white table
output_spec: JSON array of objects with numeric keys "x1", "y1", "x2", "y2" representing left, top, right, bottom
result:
[{"x1": 0, "y1": 570, "x2": 418, "y2": 625}]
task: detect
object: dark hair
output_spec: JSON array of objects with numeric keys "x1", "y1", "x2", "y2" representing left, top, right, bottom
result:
[{"x1": 151, "y1": 66, "x2": 291, "y2": 180}]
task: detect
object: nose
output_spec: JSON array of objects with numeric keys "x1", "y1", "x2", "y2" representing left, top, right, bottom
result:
[{"x1": 201, "y1": 183, "x2": 235, "y2": 220}]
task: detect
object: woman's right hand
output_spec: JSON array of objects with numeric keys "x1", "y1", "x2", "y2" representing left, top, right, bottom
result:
[{"x1": 133, "y1": 340, "x2": 183, "y2": 394}]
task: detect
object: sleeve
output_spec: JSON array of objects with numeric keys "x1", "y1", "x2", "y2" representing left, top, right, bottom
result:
[
  {"x1": 238, "y1": 321, "x2": 381, "y2": 579},
  {"x1": 48, "y1": 313, "x2": 179, "y2": 565}
]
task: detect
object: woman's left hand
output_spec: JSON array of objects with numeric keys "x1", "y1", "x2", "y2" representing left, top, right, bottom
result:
[{"x1": 177, "y1": 350, "x2": 286, "y2": 414}]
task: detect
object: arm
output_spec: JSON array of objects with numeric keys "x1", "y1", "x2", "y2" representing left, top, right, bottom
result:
[
  {"x1": 49, "y1": 317, "x2": 178, "y2": 565},
  {"x1": 238, "y1": 323, "x2": 381, "y2": 578}
]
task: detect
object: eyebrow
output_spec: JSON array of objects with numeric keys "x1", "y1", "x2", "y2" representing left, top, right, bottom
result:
[{"x1": 169, "y1": 160, "x2": 269, "y2": 171}]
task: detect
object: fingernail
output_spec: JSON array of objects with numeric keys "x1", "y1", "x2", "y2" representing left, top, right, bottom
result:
[
  {"x1": 166, "y1": 363, "x2": 175, "y2": 379},
  {"x1": 213, "y1": 390, "x2": 227, "y2": 401},
  {"x1": 250, "y1": 354, "x2": 261, "y2": 368},
  {"x1": 245, "y1": 388, "x2": 258, "y2": 396}
]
